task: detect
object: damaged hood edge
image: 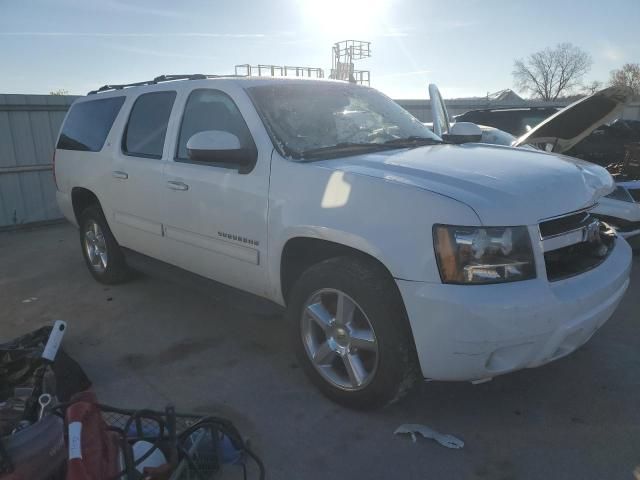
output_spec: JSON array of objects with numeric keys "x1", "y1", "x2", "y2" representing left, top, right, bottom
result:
[{"x1": 513, "y1": 86, "x2": 633, "y2": 153}]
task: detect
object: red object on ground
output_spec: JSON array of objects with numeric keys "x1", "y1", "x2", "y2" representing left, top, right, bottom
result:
[{"x1": 65, "y1": 392, "x2": 123, "y2": 480}]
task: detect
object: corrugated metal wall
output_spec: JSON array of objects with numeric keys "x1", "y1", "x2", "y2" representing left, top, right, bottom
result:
[{"x1": 0, "y1": 94, "x2": 78, "y2": 228}]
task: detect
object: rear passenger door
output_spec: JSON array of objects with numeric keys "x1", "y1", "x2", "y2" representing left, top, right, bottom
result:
[
  {"x1": 108, "y1": 90, "x2": 176, "y2": 259},
  {"x1": 161, "y1": 87, "x2": 271, "y2": 297}
]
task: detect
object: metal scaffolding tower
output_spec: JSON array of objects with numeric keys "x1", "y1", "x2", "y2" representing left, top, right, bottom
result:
[
  {"x1": 234, "y1": 64, "x2": 324, "y2": 78},
  {"x1": 329, "y1": 40, "x2": 371, "y2": 85}
]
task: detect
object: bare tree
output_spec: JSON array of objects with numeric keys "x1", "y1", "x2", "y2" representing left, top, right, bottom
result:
[
  {"x1": 49, "y1": 89, "x2": 69, "y2": 96},
  {"x1": 581, "y1": 80, "x2": 603, "y2": 96},
  {"x1": 609, "y1": 63, "x2": 640, "y2": 97},
  {"x1": 513, "y1": 43, "x2": 592, "y2": 100}
]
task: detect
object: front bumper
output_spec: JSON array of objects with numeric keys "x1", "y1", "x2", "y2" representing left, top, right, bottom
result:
[{"x1": 397, "y1": 237, "x2": 632, "y2": 381}]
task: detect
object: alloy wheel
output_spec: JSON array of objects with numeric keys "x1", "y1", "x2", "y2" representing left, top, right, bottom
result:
[
  {"x1": 301, "y1": 288, "x2": 379, "y2": 391},
  {"x1": 84, "y1": 220, "x2": 108, "y2": 274}
]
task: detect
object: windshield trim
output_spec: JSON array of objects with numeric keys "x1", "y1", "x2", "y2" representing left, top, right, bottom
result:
[
  {"x1": 299, "y1": 142, "x2": 407, "y2": 162},
  {"x1": 299, "y1": 137, "x2": 443, "y2": 161}
]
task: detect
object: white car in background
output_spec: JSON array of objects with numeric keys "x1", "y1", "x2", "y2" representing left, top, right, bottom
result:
[{"x1": 428, "y1": 84, "x2": 640, "y2": 248}]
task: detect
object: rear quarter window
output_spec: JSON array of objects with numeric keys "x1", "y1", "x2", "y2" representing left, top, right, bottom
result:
[{"x1": 57, "y1": 97, "x2": 125, "y2": 152}]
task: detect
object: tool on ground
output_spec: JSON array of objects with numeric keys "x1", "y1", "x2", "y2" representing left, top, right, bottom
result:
[
  {"x1": 37, "y1": 394, "x2": 52, "y2": 421},
  {"x1": 22, "y1": 321, "x2": 67, "y2": 423}
]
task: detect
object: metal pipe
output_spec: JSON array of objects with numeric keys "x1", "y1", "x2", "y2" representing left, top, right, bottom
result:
[{"x1": 0, "y1": 164, "x2": 52, "y2": 175}]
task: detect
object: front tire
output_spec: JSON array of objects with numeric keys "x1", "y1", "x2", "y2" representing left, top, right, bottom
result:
[
  {"x1": 79, "y1": 205, "x2": 129, "y2": 284},
  {"x1": 287, "y1": 256, "x2": 418, "y2": 409}
]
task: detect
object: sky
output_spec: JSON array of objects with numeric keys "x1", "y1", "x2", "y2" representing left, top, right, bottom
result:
[{"x1": 0, "y1": 0, "x2": 638, "y2": 99}]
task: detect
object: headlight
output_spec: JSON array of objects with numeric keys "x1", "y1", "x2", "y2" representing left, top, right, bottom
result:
[{"x1": 433, "y1": 225, "x2": 536, "y2": 284}]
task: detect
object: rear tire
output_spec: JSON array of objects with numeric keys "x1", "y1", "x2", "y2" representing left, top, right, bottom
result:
[
  {"x1": 287, "y1": 256, "x2": 418, "y2": 409},
  {"x1": 78, "y1": 205, "x2": 129, "y2": 284}
]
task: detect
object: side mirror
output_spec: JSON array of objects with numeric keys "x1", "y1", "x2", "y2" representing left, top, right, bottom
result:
[
  {"x1": 443, "y1": 122, "x2": 483, "y2": 144},
  {"x1": 186, "y1": 130, "x2": 255, "y2": 167}
]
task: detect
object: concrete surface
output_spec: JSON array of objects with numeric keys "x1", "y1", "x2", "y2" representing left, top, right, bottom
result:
[{"x1": 1, "y1": 223, "x2": 639, "y2": 480}]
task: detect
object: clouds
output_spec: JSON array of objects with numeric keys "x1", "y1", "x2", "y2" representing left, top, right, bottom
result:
[
  {"x1": 600, "y1": 45, "x2": 624, "y2": 63},
  {"x1": 97, "y1": 0, "x2": 188, "y2": 19},
  {"x1": 103, "y1": 43, "x2": 218, "y2": 60},
  {"x1": 0, "y1": 32, "x2": 271, "y2": 38},
  {"x1": 51, "y1": 0, "x2": 191, "y2": 20},
  {"x1": 377, "y1": 69, "x2": 431, "y2": 79}
]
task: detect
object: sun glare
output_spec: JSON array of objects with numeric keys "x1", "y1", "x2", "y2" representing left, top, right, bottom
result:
[{"x1": 298, "y1": 0, "x2": 390, "y2": 38}]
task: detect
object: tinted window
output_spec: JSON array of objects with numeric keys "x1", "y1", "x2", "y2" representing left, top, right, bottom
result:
[
  {"x1": 57, "y1": 97, "x2": 125, "y2": 152},
  {"x1": 123, "y1": 91, "x2": 176, "y2": 158},
  {"x1": 176, "y1": 89, "x2": 254, "y2": 161}
]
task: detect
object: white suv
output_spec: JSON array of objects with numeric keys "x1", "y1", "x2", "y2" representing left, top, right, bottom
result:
[{"x1": 54, "y1": 75, "x2": 632, "y2": 408}]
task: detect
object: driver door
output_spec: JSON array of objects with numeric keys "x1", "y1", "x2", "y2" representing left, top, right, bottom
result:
[{"x1": 161, "y1": 87, "x2": 270, "y2": 297}]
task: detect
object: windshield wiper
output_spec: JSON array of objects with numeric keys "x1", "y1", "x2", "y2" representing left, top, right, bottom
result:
[
  {"x1": 300, "y1": 142, "x2": 400, "y2": 160},
  {"x1": 383, "y1": 136, "x2": 443, "y2": 146}
]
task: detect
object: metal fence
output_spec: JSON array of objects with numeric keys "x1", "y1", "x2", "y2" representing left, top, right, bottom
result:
[{"x1": 0, "y1": 94, "x2": 78, "y2": 229}]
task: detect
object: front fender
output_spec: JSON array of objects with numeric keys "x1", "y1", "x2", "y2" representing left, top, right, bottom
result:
[{"x1": 266, "y1": 155, "x2": 481, "y2": 302}]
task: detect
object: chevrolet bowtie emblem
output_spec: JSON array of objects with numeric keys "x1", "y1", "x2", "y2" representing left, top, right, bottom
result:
[{"x1": 583, "y1": 220, "x2": 601, "y2": 244}]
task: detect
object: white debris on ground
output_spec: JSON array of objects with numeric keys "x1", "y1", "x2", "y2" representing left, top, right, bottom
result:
[{"x1": 394, "y1": 424, "x2": 464, "y2": 449}]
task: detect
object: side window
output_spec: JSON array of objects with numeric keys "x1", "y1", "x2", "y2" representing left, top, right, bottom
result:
[
  {"x1": 57, "y1": 97, "x2": 125, "y2": 152},
  {"x1": 176, "y1": 89, "x2": 255, "y2": 162},
  {"x1": 123, "y1": 91, "x2": 176, "y2": 159}
]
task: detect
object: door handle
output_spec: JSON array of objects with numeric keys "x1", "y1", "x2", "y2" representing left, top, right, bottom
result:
[
  {"x1": 166, "y1": 180, "x2": 189, "y2": 191},
  {"x1": 112, "y1": 171, "x2": 128, "y2": 180}
]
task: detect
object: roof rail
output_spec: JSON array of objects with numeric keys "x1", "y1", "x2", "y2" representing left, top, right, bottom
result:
[{"x1": 87, "y1": 74, "x2": 245, "y2": 95}]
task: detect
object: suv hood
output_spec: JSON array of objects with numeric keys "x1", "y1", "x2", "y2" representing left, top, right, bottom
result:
[
  {"x1": 317, "y1": 143, "x2": 614, "y2": 225},
  {"x1": 513, "y1": 86, "x2": 632, "y2": 152}
]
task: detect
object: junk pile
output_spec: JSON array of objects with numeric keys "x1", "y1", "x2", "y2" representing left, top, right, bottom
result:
[
  {"x1": 1, "y1": 323, "x2": 265, "y2": 480},
  {"x1": 0, "y1": 321, "x2": 87, "y2": 480},
  {"x1": 605, "y1": 142, "x2": 640, "y2": 180}
]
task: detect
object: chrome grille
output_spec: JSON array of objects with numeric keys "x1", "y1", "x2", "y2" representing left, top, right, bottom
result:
[
  {"x1": 539, "y1": 210, "x2": 592, "y2": 240},
  {"x1": 539, "y1": 210, "x2": 615, "y2": 281}
]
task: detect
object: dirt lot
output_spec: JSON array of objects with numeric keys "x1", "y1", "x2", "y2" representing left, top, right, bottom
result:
[{"x1": 2, "y1": 223, "x2": 639, "y2": 480}]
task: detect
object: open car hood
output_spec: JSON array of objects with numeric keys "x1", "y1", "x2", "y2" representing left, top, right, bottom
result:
[
  {"x1": 513, "y1": 86, "x2": 632, "y2": 152},
  {"x1": 428, "y1": 84, "x2": 451, "y2": 138}
]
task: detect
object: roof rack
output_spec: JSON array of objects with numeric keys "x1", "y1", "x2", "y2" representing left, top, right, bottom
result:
[{"x1": 87, "y1": 74, "x2": 245, "y2": 95}]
